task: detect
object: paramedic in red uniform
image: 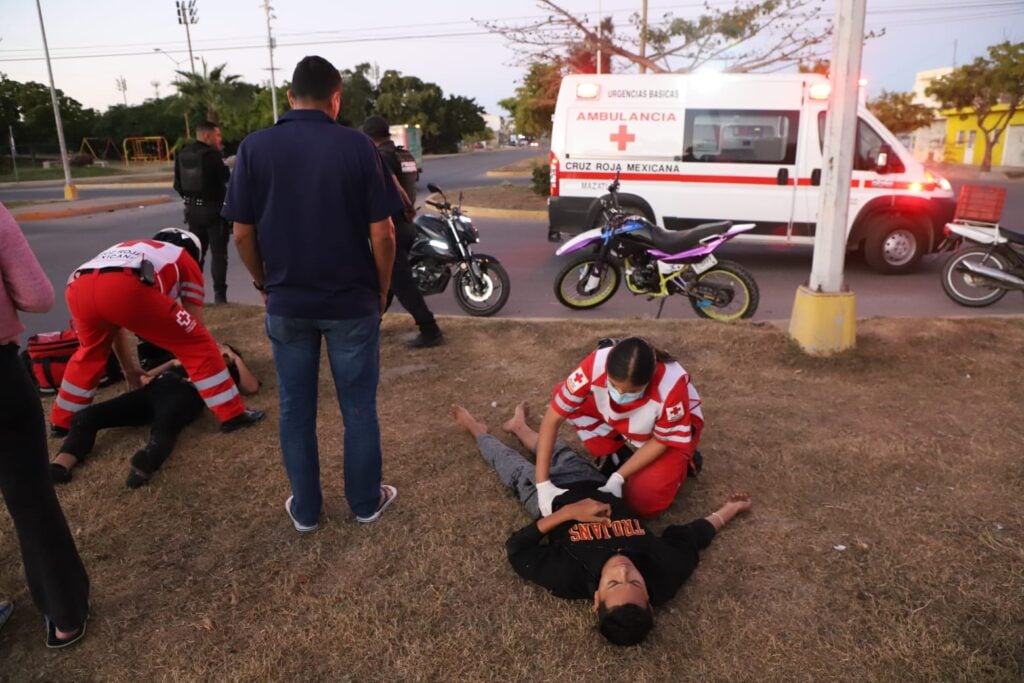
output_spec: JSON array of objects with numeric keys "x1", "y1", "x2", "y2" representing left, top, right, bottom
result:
[
  {"x1": 49, "y1": 228, "x2": 264, "y2": 435},
  {"x1": 534, "y1": 337, "x2": 703, "y2": 519}
]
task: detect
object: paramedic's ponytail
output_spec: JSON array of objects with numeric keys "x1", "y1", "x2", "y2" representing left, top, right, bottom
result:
[{"x1": 606, "y1": 337, "x2": 673, "y2": 385}]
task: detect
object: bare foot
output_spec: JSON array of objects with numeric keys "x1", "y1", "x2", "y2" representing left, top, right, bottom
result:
[
  {"x1": 54, "y1": 452, "x2": 78, "y2": 471},
  {"x1": 451, "y1": 404, "x2": 489, "y2": 438},
  {"x1": 502, "y1": 401, "x2": 529, "y2": 434}
]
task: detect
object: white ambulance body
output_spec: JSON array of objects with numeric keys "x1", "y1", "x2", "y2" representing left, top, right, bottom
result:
[{"x1": 547, "y1": 73, "x2": 956, "y2": 273}]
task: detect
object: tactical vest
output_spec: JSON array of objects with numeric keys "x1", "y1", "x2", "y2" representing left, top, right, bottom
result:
[
  {"x1": 177, "y1": 144, "x2": 206, "y2": 195},
  {"x1": 394, "y1": 146, "x2": 418, "y2": 204}
]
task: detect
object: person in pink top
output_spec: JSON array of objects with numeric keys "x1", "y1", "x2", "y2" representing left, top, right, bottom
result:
[{"x1": 0, "y1": 202, "x2": 90, "y2": 648}]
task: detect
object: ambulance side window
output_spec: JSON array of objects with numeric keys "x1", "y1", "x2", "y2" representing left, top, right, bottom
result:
[
  {"x1": 683, "y1": 110, "x2": 798, "y2": 164},
  {"x1": 816, "y1": 112, "x2": 905, "y2": 173}
]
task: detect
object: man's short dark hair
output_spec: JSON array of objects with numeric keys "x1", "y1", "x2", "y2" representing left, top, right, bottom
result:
[
  {"x1": 290, "y1": 56, "x2": 342, "y2": 103},
  {"x1": 195, "y1": 120, "x2": 219, "y2": 136},
  {"x1": 597, "y1": 602, "x2": 654, "y2": 646}
]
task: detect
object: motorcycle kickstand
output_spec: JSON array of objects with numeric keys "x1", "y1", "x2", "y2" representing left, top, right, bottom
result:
[{"x1": 655, "y1": 298, "x2": 667, "y2": 320}]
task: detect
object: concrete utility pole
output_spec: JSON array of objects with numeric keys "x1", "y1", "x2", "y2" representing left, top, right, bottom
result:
[
  {"x1": 176, "y1": 0, "x2": 198, "y2": 74},
  {"x1": 262, "y1": 0, "x2": 280, "y2": 123},
  {"x1": 34, "y1": 0, "x2": 77, "y2": 200},
  {"x1": 789, "y1": 0, "x2": 866, "y2": 354},
  {"x1": 8, "y1": 126, "x2": 18, "y2": 182},
  {"x1": 639, "y1": 0, "x2": 648, "y2": 74}
]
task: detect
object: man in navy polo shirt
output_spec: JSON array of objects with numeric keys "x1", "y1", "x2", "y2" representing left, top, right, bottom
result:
[{"x1": 224, "y1": 55, "x2": 402, "y2": 531}]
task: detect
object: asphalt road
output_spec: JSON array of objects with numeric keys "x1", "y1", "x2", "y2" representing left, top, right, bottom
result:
[
  {"x1": 0, "y1": 147, "x2": 541, "y2": 205},
  {"x1": 13, "y1": 147, "x2": 1024, "y2": 339}
]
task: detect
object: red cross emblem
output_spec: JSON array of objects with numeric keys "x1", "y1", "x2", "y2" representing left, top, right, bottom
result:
[
  {"x1": 667, "y1": 402, "x2": 684, "y2": 420},
  {"x1": 573, "y1": 371, "x2": 585, "y2": 384},
  {"x1": 610, "y1": 125, "x2": 636, "y2": 151}
]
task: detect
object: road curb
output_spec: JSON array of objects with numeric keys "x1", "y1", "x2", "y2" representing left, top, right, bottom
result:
[
  {"x1": 461, "y1": 205, "x2": 547, "y2": 221},
  {"x1": 13, "y1": 195, "x2": 173, "y2": 221},
  {"x1": 74, "y1": 182, "x2": 174, "y2": 190},
  {"x1": 485, "y1": 170, "x2": 533, "y2": 178}
]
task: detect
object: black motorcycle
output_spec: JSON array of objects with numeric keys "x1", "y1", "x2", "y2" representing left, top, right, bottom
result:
[{"x1": 410, "y1": 184, "x2": 511, "y2": 316}]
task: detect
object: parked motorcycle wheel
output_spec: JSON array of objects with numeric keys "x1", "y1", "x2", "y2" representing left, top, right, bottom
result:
[
  {"x1": 688, "y1": 260, "x2": 759, "y2": 321},
  {"x1": 554, "y1": 255, "x2": 621, "y2": 309},
  {"x1": 453, "y1": 254, "x2": 511, "y2": 317},
  {"x1": 941, "y1": 247, "x2": 1009, "y2": 307}
]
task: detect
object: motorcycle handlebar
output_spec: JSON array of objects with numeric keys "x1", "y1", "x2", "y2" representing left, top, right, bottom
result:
[{"x1": 426, "y1": 200, "x2": 448, "y2": 210}]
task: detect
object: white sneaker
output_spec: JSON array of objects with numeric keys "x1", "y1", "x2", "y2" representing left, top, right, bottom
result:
[
  {"x1": 285, "y1": 496, "x2": 319, "y2": 533},
  {"x1": 356, "y1": 485, "x2": 397, "y2": 523}
]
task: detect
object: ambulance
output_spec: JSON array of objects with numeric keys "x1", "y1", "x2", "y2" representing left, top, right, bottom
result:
[{"x1": 547, "y1": 73, "x2": 956, "y2": 274}]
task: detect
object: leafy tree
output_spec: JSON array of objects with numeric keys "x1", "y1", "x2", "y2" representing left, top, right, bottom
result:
[
  {"x1": 501, "y1": 61, "x2": 562, "y2": 138},
  {"x1": 173, "y1": 60, "x2": 241, "y2": 124},
  {"x1": 375, "y1": 71, "x2": 446, "y2": 138},
  {"x1": 0, "y1": 75, "x2": 98, "y2": 153},
  {"x1": 927, "y1": 41, "x2": 1024, "y2": 170},
  {"x1": 94, "y1": 96, "x2": 190, "y2": 149},
  {"x1": 434, "y1": 95, "x2": 487, "y2": 152},
  {"x1": 480, "y1": 0, "x2": 837, "y2": 74},
  {"x1": 339, "y1": 63, "x2": 377, "y2": 127},
  {"x1": 867, "y1": 91, "x2": 934, "y2": 135}
]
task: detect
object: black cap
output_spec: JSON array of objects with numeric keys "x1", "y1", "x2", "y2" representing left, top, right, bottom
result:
[{"x1": 361, "y1": 115, "x2": 391, "y2": 140}]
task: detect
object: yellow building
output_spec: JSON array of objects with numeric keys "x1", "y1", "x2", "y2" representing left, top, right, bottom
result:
[{"x1": 942, "y1": 103, "x2": 1024, "y2": 167}]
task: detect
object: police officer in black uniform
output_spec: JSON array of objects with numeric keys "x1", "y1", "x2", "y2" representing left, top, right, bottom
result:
[
  {"x1": 362, "y1": 115, "x2": 444, "y2": 348},
  {"x1": 173, "y1": 120, "x2": 232, "y2": 304}
]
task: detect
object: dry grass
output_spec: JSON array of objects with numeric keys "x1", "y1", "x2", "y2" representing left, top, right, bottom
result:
[
  {"x1": 489, "y1": 154, "x2": 547, "y2": 174},
  {"x1": 2, "y1": 308, "x2": 1023, "y2": 682},
  {"x1": 448, "y1": 184, "x2": 547, "y2": 211}
]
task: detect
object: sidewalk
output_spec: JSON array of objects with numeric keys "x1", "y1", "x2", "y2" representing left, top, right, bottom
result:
[
  {"x1": 927, "y1": 162, "x2": 1024, "y2": 182},
  {"x1": 11, "y1": 195, "x2": 173, "y2": 221}
]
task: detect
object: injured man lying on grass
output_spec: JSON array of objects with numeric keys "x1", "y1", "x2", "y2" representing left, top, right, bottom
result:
[
  {"x1": 49, "y1": 344, "x2": 261, "y2": 488},
  {"x1": 452, "y1": 402, "x2": 750, "y2": 647}
]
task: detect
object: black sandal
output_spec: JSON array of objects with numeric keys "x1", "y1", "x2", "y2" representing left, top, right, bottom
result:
[
  {"x1": 45, "y1": 614, "x2": 87, "y2": 649},
  {"x1": 125, "y1": 466, "x2": 152, "y2": 489},
  {"x1": 49, "y1": 463, "x2": 72, "y2": 485}
]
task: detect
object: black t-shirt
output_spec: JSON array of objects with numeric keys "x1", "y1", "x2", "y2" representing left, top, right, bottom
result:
[{"x1": 505, "y1": 483, "x2": 716, "y2": 606}]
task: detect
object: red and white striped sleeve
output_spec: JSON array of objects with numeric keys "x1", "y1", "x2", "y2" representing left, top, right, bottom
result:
[
  {"x1": 550, "y1": 351, "x2": 596, "y2": 417},
  {"x1": 177, "y1": 252, "x2": 206, "y2": 307},
  {"x1": 652, "y1": 370, "x2": 697, "y2": 450}
]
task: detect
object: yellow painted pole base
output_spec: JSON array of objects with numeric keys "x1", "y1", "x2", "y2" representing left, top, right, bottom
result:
[
  {"x1": 788, "y1": 286, "x2": 857, "y2": 355},
  {"x1": 63, "y1": 184, "x2": 80, "y2": 200}
]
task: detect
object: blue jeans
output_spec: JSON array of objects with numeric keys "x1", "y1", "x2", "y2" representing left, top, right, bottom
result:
[{"x1": 265, "y1": 314, "x2": 383, "y2": 521}]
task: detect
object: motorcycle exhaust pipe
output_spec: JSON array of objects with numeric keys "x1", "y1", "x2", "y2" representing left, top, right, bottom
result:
[{"x1": 956, "y1": 261, "x2": 1024, "y2": 290}]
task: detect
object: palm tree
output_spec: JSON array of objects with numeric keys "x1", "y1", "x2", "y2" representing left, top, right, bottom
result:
[{"x1": 173, "y1": 59, "x2": 241, "y2": 125}]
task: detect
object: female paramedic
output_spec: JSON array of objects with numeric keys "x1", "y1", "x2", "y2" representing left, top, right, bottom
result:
[{"x1": 534, "y1": 337, "x2": 704, "y2": 519}]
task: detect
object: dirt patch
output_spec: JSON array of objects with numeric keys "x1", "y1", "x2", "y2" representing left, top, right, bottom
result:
[
  {"x1": 490, "y1": 154, "x2": 547, "y2": 174},
  {"x1": 2, "y1": 309, "x2": 1023, "y2": 681},
  {"x1": 441, "y1": 184, "x2": 547, "y2": 212}
]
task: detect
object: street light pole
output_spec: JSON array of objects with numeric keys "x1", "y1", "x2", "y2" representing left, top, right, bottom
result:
[
  {"x1": 155, "y1": 48, "x2": 191, "y2": 139},
  {"x1": 789, "y1": 0, "x2": 866, "y2": 354},
  {"x1": 263, "y1": 0, "x2": 279, "y2": 123},
  {"x1": 175, "y1": 0, "x2": 198, "y2": 74},
  {"x1": 34, "y1": 0, "x2": 77, "y2": 200}
]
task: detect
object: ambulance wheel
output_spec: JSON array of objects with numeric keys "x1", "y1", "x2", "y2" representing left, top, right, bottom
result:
[
  {"x1": 864, "y1": 215, "x2": 924, "y2": 274},
  {"x1": 554, "y1": 256, "x2": 620, "y2": 309}
]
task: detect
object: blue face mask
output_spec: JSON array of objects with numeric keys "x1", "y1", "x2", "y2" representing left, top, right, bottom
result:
[{"x1": 608, "y1": 383, "x2": 645, "y2": 405}]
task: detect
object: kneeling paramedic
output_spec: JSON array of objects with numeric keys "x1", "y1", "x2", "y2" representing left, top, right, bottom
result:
[{"x1": 49, "y1": 228, "x2": 264, "y2": 435}]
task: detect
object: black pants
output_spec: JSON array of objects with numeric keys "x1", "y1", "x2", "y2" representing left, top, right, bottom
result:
[
  {"x1": 184, "y1": 203, "x2": 230, "y2": 299},
  {"x1": 0, "y1": 344, "x2": 89, "y2": 631},
  {"x1": 60, "y1": 374, "x2": 205, "y2": 475},
  {"x1": 390, "y1": 219, "x2": 438, "y2": 333}
]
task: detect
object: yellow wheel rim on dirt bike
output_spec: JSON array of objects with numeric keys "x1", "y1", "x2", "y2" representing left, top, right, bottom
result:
[{"x1": 697, "y1": 269, "x2": 750, "y2": 322}]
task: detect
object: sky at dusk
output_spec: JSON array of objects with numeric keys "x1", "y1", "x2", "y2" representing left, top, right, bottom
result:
[{"x1": 1, "y1": 0, "x2": 1021, "y2": 117}]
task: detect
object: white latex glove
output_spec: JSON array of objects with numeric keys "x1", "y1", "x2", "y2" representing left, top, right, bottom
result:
[
  {"x1": 598, "y1": 472, "x2": 625, "y2": 498},
  {"x1": 535, "y1": 480, "x2": 568, "y2": 517}
]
